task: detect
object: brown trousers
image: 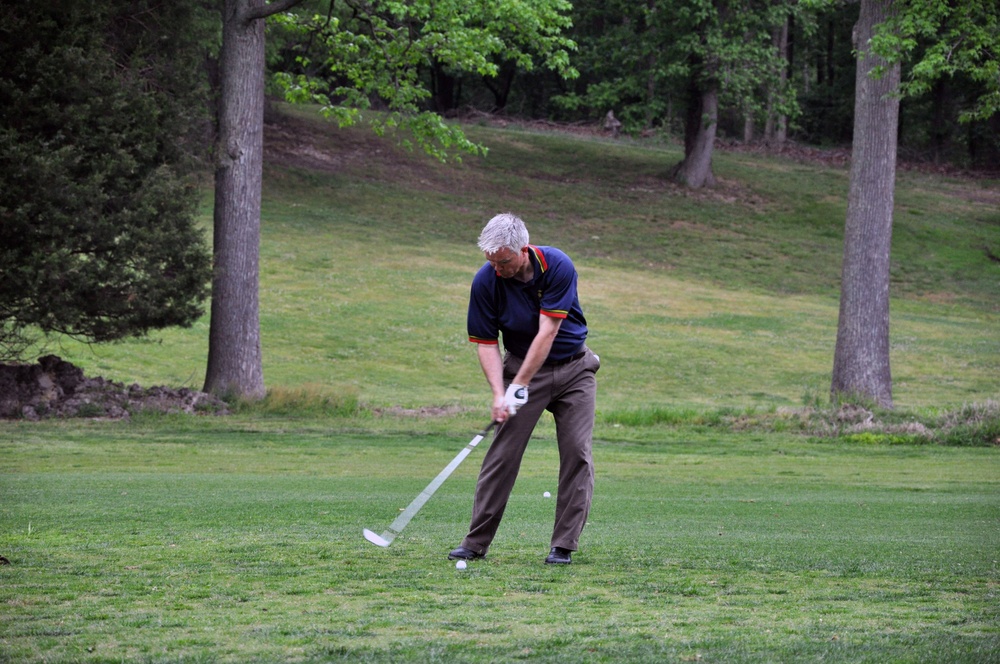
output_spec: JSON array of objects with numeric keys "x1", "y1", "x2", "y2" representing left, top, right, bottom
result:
[{"x1": 461, "y1": 347, "x2": 599, "y2": 554}]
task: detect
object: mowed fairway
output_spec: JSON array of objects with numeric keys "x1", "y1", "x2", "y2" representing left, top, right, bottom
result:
[
  {"x1": 0, "y1": 418, "x2": 1000, "y2": 662},
  {"x1": 1, "y1": 419, "x2": 998, "y2": 662},
  {"x1": 2, "y1": 108, "x2": 999, "y2": 662}
]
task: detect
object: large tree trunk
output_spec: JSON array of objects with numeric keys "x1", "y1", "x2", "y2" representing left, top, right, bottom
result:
[
  {"x1": 205, "y1": 0, "x2": 295, "y2": 400},
  {"x1": 671, "y1": 83, "x2": 718, "y2": 188},
  {"x1": 830, "y1": 0, "x2": 900, "y2": 408},
  {"x1": 204, "y1": 0, "x2": 301, "y2": 400}
]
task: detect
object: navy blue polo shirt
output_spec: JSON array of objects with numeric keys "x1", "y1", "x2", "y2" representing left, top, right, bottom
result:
[{"x1": 467, "y1": 245, "x2": 588, "y2": 361}]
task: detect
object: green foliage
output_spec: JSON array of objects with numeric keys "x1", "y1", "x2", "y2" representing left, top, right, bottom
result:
[
  {"x1": 558, "y1": 0, "x2": 998, "y2": 166},
  {"x1": 0, "y1": 1, "x2": 212, "y2": 355},
  {"x1": 268, "y1": 0, "x2": 577, "y2": 160},
  {"x1": 263, "y1": 0, "x2": 999, "y2": 166},
  {"x1": 870, "y1": 0, "x2": 1000, "y2": 122},
  {"x1": 840, "y1": 431, "x2": 925, "y2": 445},
  {"x1": 932, "y1": 401, "x2": 1000, "y2": 447},
  {"x1": 557, "y1": 0, "x2": 803, "y2": 134}
]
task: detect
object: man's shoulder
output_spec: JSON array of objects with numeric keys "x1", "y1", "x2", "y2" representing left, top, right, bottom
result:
[
  {"x1": 471, "y1": 262, "x2": 497, "y2": 288},
  {"x1": 529, "y1": 245, "x2": 574, "y2": 275}
]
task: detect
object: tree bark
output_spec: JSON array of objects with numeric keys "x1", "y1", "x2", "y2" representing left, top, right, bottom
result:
[
  {"x1": 203, "y1": 0, "x2": 269, "y2": 400},
  {"x1": 672, "y1": 83, "x2": 718, "y2": 188},
  {"x1": 831, "y1": 0, "x2": 900, "y2": 408}
]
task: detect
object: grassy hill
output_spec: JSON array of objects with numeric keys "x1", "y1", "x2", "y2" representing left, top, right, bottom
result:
[{"x1": 48, "y1": 104, "x2": 1000, "y2": 413}]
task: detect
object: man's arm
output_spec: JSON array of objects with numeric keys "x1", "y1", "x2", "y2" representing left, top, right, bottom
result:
[
  {"x1": 513, "y1": 314, "x2": 563, "y2": 387},
  {"x1": 477, "y1": 343, "x2": 509, "y2": 423},
  {"x1": 477, "y1": 314, "x2": 563, "y2": 421}
]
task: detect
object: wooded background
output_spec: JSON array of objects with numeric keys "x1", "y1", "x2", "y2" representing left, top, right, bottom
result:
[{"x1": 1, "y1": 0, "x2": 997, "y2": 406}]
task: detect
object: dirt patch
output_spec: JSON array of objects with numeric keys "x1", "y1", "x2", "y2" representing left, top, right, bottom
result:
[
  {"x1": 0, "y1": 355, "x2": 228, "y2": 421},
  {"x1": 263, "y1": 108, "x2": 487, "y2": 196},
  {"x1": 264, "y1": 111, "x2": 357, "y2": 174}
]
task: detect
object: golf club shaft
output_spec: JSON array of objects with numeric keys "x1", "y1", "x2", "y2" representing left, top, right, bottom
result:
[{"x1": 381, "y1": 421, "x2": 497, "y2": 541}]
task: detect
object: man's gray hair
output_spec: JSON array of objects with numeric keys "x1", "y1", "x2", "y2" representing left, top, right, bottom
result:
[{"x1": 477, "y1": 213, "x2": 529, "y2": 254}]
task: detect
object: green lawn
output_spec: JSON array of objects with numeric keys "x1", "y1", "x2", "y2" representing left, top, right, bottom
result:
[
  {"x1": 1, "y1": 417, "x2": 998, "y2": 662},
  {"x1": 2, "y1": 108, "x2": 999, "y2": 662}
]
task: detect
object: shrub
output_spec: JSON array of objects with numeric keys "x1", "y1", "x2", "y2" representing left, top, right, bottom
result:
[{"x1": 933, "y1": 401, "x2": 1000, "y2": 447}]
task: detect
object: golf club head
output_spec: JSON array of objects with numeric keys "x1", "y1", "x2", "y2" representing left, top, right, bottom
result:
[{"x1": 363, "y1": 528, "x2": 391, "y2": 547}]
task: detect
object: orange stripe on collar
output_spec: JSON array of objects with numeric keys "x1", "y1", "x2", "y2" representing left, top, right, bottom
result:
[{"x1": 527, "y1": 245, "x2": 548, "y2": 272}]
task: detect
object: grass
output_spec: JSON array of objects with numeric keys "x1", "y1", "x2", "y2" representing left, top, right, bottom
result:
[
  {"x1": 2, "y1": 106, "x2": 999, "y2": 662},
  {"x1": 1, "y1": 416, "x2": 998, "y2": 662}
]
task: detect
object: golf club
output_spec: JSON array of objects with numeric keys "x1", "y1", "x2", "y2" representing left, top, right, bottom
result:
[{"x1": 363, "y1": 420, "x2": 498, "y2": 548}]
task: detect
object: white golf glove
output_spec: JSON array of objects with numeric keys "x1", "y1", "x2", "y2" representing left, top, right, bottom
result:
[{"x1": 504, "y1": 383, "x2": 528, "y2": 415}]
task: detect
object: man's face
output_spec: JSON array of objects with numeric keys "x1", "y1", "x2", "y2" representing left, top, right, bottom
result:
[{"x1": 485, "y1": 247, "x2": 525, "y2": 279}]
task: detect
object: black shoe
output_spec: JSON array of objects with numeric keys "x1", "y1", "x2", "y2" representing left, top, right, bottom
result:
[
  {"x1": 448, "y1": 546, "x2": 484, "y2": 561},
  {"x1": 545, "y1": 547, "x2": 572, "y2": 564}
]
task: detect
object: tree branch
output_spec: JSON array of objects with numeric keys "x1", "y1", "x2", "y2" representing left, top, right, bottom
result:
[{"x1": 243, "y1": 0, "x2": 306, "y2": 23}]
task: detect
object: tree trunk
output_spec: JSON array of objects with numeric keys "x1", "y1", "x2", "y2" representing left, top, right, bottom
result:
[
  {"x1": 646, "y1": 55, "x2": 657, "y2": 129},
  {"x1": 969, "y1": 113, "x2": 1000, "y2": 168},
  {"x1": 764, "y1": 19, "x2": 789, "y2": 146},
  {"x1": 431, "y1": 61, "x2": 459, "y2": 114},
  {"x1": 482, "y1": 61, "x2": 516, "y2": 112},
  {"x1": 645, "y1": 0, "x2": 658, "y2": 130},
  {"x1": 204, "y1": 0, "x2": 268, "y2": 400},
  {"x1": 930, "y1": 79, "x2": 947, "y2": 163},
  {"x1": 672, "y1": 83, "x2": 718, "y2": 188},
  {"x1": 830, "y1": 0, "x2": 900, "y2": 409}
]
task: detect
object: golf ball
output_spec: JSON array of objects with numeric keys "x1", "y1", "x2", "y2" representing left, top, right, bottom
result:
[
  {"x1": 543, "y1": 491, "x2": 551, "y2": 498},
  {"x1": 455, "y1": 560, "x2": 467, "y2": 570}
]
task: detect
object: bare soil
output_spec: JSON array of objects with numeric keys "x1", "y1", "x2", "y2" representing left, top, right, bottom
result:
[{"x1": 0, "y1": 355, "x2": 228, "y2": 421}]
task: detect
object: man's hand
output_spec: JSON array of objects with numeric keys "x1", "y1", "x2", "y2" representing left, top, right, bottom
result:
[{"x1": 504, "y1": 383, "x2": 528, "y2": 415}]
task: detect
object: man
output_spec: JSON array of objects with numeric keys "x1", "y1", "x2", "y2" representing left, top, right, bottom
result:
[{"x1": 449, "y1": 213, "x2": 600, "y2": 565}]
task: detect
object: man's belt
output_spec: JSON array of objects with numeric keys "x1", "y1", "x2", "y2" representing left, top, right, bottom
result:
[{"x1": 544, "y1": 349, "x2": 587, "y2": 367}]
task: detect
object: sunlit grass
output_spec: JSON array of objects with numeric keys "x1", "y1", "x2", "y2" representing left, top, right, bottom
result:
[{"x1": 1, "y1": 417, "x2": 997, "y2": 662}]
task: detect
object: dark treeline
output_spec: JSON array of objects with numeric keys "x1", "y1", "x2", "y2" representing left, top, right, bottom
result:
[
  {"x1": 500, "y1": 3, "x2": 997, "y2": 169},
  {"x1": 285, "y1": 1, "x2": 994, "y2": 171}
]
